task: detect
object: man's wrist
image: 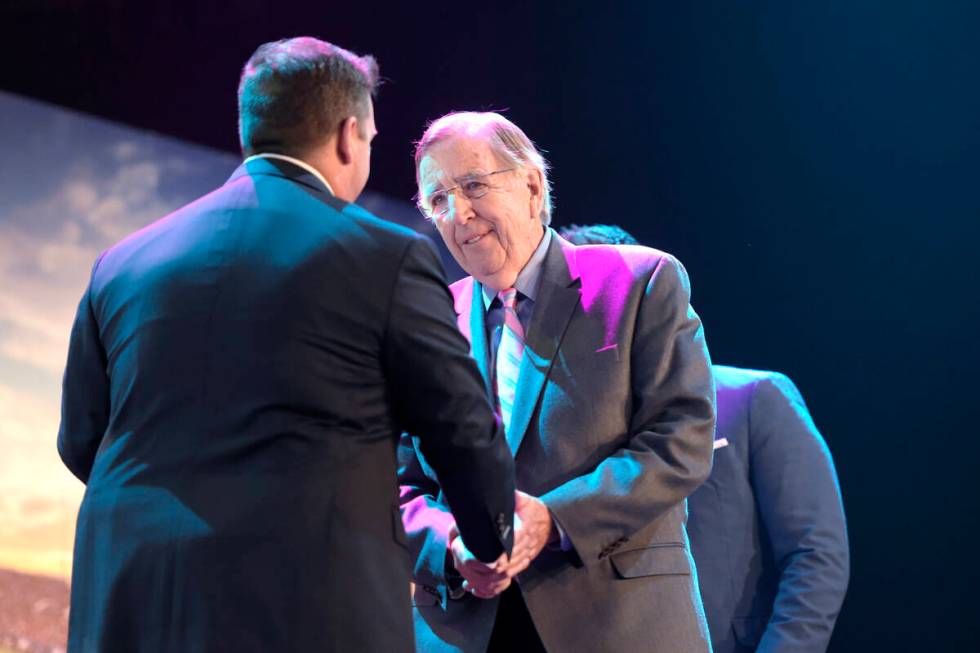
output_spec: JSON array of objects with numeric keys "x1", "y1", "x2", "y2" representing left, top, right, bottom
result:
[
  {"x1": 548, "y1": 509, "x2": 572, "y2": 551},
  {"x1": 443, "y1": 551, "x2": 466, "y2": 599},
  {"x1": 444, "y1": 522, "x2": 466, "y2": 599}
]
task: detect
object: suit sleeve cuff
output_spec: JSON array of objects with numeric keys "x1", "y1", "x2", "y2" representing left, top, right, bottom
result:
[{"x1": 548, "y1": 509, "x2": 574, "y2": 552}]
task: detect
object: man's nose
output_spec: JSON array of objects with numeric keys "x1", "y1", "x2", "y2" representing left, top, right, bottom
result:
[{"x1": 447, "y1": 192, "x2": 475, "y2": 224}]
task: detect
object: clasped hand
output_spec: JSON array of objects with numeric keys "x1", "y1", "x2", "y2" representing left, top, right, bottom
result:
[{"x1": 448, "y1": 491, "x2": 558, "y2": 599}]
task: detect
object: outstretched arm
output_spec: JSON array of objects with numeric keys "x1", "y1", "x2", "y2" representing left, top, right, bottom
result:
[{"x1": 386, "y1": 236, "x2": 515, "y2": 565}]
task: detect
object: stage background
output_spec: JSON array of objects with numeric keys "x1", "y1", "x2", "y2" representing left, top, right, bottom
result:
[{"x1": 1, "y1": 2, "x2": 978, "y2": 651}]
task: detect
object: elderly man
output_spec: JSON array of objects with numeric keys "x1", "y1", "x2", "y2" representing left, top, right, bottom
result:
[
  {"x1": 562, "y1": 224, "x2": 850, "y2": 653},
  {"x1": 398, "y1": 112, "x2": 716, "y2": 652},
  {"x1": 58, "y1": 39, "x2": 515, "y2": 652}
]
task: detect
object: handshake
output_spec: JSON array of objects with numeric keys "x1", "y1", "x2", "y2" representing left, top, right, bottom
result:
[{"x1": 449, "y1": 490, "x2": 560, "y2": 599}]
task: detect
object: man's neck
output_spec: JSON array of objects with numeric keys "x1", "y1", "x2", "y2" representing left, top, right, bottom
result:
[
  {"x1": 246, "y1": 152, "x2": 338, "y2": 197},
  {"x1": 303, "y1": 148, "x2": 350, "y2": 200},
  {"x1": 480, "y1": 227, "x2": 551, "y2": 302}
]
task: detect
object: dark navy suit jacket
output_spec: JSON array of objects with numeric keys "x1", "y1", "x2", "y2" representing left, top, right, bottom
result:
[
  {"x1": 58, "y1": 158, "x2": 514, "y2": 653},
  {"x1": 687, "y1": 366, "x2": 849, "y2": 653}
]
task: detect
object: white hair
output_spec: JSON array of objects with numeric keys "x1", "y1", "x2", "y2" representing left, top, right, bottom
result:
[{"x1": 414, "y1": 111, "x2": 554, "y2": 225}]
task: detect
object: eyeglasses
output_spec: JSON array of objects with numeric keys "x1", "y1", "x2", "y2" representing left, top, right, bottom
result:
[{"x1": 416, "y1": 168, "x2": 516, "y2": 219}]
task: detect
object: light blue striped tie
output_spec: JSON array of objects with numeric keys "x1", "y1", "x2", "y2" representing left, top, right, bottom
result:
[{"x1": 495, "y1": 288, "x2": 525, "y2": 438}]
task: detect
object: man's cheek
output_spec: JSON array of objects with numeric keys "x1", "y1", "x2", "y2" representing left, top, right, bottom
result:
[{"x1": 436, "y1": 225, "x2": 453, "y2": 246}]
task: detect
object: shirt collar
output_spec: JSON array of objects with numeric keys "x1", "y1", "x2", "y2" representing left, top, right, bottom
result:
[
  {"x1": 243, "y1": 153, "x2": 336, "y2": 196},
  {"x1": 482, "y1": 227, "x2": 552, "y2": 310}
]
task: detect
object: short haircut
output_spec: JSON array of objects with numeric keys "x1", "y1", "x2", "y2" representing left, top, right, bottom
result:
[
  {"x1": 238, "y1": 37, "x2": 379, "y2": 157},
  {"x1": 559, "y1": 223, "x2": 639, "y2": 246},
  {"x1": 414, "y1": 112, "x2": 554, "y2": 226}
]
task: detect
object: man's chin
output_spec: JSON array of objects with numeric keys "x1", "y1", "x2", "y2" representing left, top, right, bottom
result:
[{"x1": 471, "y1": 268, "x2": 519, "y2": 292}]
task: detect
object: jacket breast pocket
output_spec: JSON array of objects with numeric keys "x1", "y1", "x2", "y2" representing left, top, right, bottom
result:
[
  {"x1": 563, "y1": 341, "x2": 622, "y2": 369},
  {"x1": 610, "y1": 543, "x2": 691, "y2": 578}
]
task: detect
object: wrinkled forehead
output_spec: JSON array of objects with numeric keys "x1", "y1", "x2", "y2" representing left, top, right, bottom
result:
[{"x1": 417, "y1": 134, "x2": 505, "y2": 191}]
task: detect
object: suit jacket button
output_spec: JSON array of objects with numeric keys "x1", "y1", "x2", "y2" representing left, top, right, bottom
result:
[{"x1": 496, "y1": 514, "x2": 512, "y2": 540}]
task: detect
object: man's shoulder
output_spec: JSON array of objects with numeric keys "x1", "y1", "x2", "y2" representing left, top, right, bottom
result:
[
  {"x1": 95, "y1": 182, "x2": 230, "y2": 269},
  {"x1": 713, "y1": 365, "x2": 816, "y2": 443},
  {"x1": 239, "y1": 163, "x2": 421, "y2": 248},
  {"x1": 262, "y1": 176, "x2": 426, "y2": 257},
  {"x1": 714, "y1": 365, "x2": 799, "y2": 405},
  {"x1": 710, "y1": 366, "x2": 765, "y2": 435},
  {"x1": 565, "y1": 241, "x2": 692, "y2": 306},
  {"x1": 340, "y1": 200, "x2": 421, "y2": 243},
  {"x1": 96, "y1": 178, "x2": 426, "y2": 287},
  {"x1": 713, "y1": 365, "x2": 782, "y2": 392},
  {"x1": 571, "y1": 242, "x2": 675, "y2": 278}
]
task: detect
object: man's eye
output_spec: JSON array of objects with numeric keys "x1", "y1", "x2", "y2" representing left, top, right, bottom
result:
[
  {"x1": 429, "y1": 192, "x2": 447, "y2": 207},
  {"x1": 464, "y1": 180, "x2": 489, "y2": 194}
]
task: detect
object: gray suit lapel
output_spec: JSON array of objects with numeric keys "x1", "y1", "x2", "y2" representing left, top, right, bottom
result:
[{"x1": 507, "y1": 234, "x2": 581, "y2": 457}]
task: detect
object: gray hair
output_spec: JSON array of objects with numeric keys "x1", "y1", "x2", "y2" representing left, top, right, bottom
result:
[{"x1": 414, "y1": 112, "x2": 554, "y2": 226}]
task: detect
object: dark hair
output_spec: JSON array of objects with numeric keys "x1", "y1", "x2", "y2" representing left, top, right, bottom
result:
[
  {"x1": 237, "y1": 37, "x2": 379, "y2": 157},
  {"x1": 559, "y1": 223, "x2": 639, "y2": 246}
]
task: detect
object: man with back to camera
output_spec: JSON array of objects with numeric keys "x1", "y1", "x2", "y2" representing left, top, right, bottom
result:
[
  {"x1": 399, "y1": 112, "x2": 716, "y2": 652},
  {"x1": 560, "y1": 223, "x2": 850, "y2": 653},
  {"x1": 58, "y1": 37, "x2": 516, "y2": 652}
]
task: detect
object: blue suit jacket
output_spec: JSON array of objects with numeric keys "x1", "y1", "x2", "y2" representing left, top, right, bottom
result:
[
  {"x1": 57, "y1": 157, "x2": 514, "y2": 652},
  {"x1": 687, "y1": 366, "x2": 849, "y2": 653}
]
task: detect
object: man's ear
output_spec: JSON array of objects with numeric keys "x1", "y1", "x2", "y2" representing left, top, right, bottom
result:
[
  {"x1": 336, "y1": 116, "x2": 359, "y2": 164},
  {"x1": 525, "y1": 167, "x2": 544, "y2": 219}
]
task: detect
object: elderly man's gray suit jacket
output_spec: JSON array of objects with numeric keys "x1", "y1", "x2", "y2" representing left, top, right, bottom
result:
[{"x1": 399, "y1": 232, "x2": 716, "y2": 652}]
